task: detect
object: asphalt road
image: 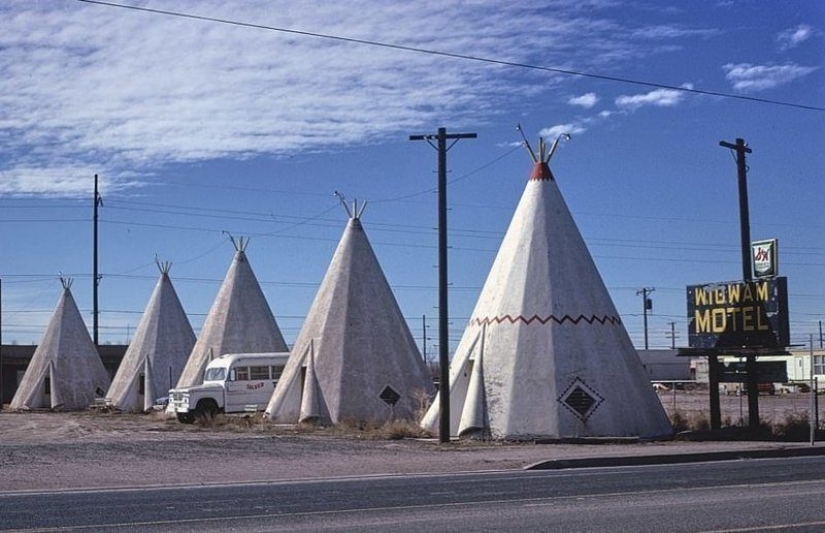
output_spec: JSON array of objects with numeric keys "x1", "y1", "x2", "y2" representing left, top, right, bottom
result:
[{"x1": 2, "y1": 456, "x2": 825, "y2": 532}]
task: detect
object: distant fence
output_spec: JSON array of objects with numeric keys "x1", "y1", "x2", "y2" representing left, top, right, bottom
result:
[{"x1": 652, "y1": 379, "x2": 822, "y2": 429}]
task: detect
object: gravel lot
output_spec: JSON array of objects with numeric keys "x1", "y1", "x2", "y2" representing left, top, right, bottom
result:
[
  {"x1": 0, "y1": 410, "x2": 580, "y2": 491},
  {"x1": 1, "y1": 391, "x2": 820, "y2": 492}
]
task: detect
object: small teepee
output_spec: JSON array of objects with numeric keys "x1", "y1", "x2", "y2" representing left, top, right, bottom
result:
[
  {"x1": 106, "y1": 261, "x2": 196, "y2": 411},
  {"x1": 267, "y1": 199, "x2": 433, "y2": 425},
  {"x1": 10, "y1": 278, "x2": 111, "y2": 410},
  {"x1": 175, "y1": 237, "x2": 288, "y2": 388},
  {"x1": 421, "y1": 134, "x2": 672, "y2": 439}
]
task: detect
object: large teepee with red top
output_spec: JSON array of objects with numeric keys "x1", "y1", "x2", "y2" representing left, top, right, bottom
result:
[{"x1": 421, "y1": 134, "x2": 671, "y2": 439}]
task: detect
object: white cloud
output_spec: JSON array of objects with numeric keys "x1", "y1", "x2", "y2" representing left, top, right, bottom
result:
[
  {"x1": 777, "y1": 24, "x2": 814, "y2": 50},
  {"x1": 723, "y1": 63, "x2": 818, "y2": 92},
  {"x1": 539, "y1": 123, "x2": 586, "y2": 140},
  {"x1": 568, "y1": 93, "x2": 599, "y2": 108},
  {"x1": 1, "y1": 0, "x2": 641, "y2": 196},
  {"x1": 614, "y1": 83, "x2": 693, "y2": 110},
  {"x1": 0, "y1": 1, "x2": 743, "y2": 196},
  {"x1": 0, "y1": 166, "x2": 145, "y2": 198},
  {"x1": 631, "y1": 24, "x2": 719, "y2": 40}
]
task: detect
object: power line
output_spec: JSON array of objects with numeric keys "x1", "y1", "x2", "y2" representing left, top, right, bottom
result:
[
  {"x1": 102, "y1": 201, "x2": 825, "y2": 255},
  {"x1": 372, "y1": 143, "x2": 524, "y2": 203},
  {"x1": 0, "y1": 204, "x2": 86, "y2": 209},
  {"x1": 0, "y1": 218, "x2": 88, "y2": 223},
  {"x1": 76, "y1": 0, "x2": 824, "y2": 113},
  {"x1": 155, "y1": 177, "x2": 334, "y2": 198}
]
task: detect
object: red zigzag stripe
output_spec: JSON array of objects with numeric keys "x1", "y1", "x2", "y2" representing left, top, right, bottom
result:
[{"x1": 470, "y1": 314, "x2": 622, "y2": 326}]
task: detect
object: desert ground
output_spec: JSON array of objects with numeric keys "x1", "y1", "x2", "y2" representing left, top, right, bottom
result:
[{"x1": 0, "y1": 390, "x2": 820, "y2": 492}]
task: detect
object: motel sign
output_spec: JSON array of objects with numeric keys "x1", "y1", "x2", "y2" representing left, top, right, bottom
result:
[{"x1": 686, "y1": 277, "x2": 790, "y2": 349}]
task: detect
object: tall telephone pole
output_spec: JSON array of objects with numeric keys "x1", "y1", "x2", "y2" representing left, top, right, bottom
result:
[
  {"x1": 93, "y1": 174, "x2": 103, "y2": 346},
  {"x1": 410, "y1": 127, "x2": 476, "y2": 443},
  {"x1": 637, "y1": 287, "x2": 654, "y2": 350},
  {"x1": 720, "y1": 137, "x2": 759, "y2": 429},
  {"x1": 720, "y1": 138, "x2": 753, "y2": 282}
]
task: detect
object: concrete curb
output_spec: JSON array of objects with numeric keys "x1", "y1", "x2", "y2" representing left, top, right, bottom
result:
[{"x1": 525, "y1": 445, "x2": 825, "y2": 470}]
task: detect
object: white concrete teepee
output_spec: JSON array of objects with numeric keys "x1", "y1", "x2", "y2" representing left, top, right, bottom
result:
[
  {"x1": 10, "y1": 279, "x2": 111, "y2": 410},
  {"x1": 107, "y1": 261, "x2": 196, "y2": 411},
  {"x1": 267, "y1": 200, "x2": 434, "y2": 425},
  {"x1": 176, "y1": 238, "x2": 288, "y2": 388},
  {"x1": 421, "y1": 136, "x2": 672, "y2": 440}
]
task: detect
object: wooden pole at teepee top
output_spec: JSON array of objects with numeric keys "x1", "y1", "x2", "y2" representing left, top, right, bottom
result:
[
  {"x1": 155, "y1": 256, "x2": 172, "y2": 276},
  {"x1": 227, "y1": 234, "x2": 249, "y2": 253}
]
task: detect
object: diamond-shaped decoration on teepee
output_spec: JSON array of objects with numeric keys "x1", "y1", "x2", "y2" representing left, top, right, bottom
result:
[
  {"x1": 558, "y1": 378, "x2": 604, "y2": 421},
  {"x1": 379, "y1": 385, "x2": 401, "y2": 406}
]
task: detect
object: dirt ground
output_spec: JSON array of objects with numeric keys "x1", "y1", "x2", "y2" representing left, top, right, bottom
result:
[
  {"x1": 0, "y1": 391, "x2": 820, "y2": 492},
  {"x1": 0, "y1": 410, "x2": 597, "y2": 492}
]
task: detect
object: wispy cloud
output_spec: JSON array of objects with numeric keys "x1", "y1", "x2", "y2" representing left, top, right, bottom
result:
[
  {"x1": 568, "y1": 93, "x2": 599, "y2": 108},
  {"x1": 630, "y1": 24, "x2": 719, "y2": 40},
  {"x1": 0, "y1": 167, "x2": 146, "y2": 198},
  {"x1": 539, "y1": 123, "x2": 587, "y2": 140},
  {"x1": 777, "y1": 24, "x2": 814, "y2": 50},
  {"x1": 614, "y1": 84, "x2": 693, "y2": 110},
  {"x1": 723, "y1": 63, "x2": 818, "y2": 91},
  {"x1": 0, "y1": 1, "x2": 743, "y2": 197}
]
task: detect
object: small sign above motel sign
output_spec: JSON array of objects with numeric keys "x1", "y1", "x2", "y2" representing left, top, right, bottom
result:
[
  {"x1": 686, "y1": 277, "x2": 790, "y2": 349},
  {"x1": 752, "y1": 239, "x2": 778, "y2": 278}
]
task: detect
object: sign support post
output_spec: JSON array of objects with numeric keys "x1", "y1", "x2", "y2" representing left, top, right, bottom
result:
[{"x1": 811, "y1": 335, "x2": 816, "y2": 446}]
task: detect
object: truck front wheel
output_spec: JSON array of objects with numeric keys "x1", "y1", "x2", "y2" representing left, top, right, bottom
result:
[
  {"x1": 176, "y1": 412, "x2": 195, "y2": 424},
  {"x1": 194, "y1": 399, "x2": 219, "y2": 423}
]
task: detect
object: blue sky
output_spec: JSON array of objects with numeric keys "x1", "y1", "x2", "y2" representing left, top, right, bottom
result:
[{"x1": 1, "y1": 0, "x2": 823, "y2": 354}]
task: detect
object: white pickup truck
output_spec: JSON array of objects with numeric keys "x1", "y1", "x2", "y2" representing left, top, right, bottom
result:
[{"x1": 168, "y1": 352, "x2": 289, "y2": 423}]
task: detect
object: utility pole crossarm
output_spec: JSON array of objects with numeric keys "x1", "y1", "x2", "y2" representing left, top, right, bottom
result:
[
  {"x1": 409, "y1": 133, "x2": 477, "y2": 141},
  {"x1": 719, "y1": 139, "x2": 752, "y2": 154}
]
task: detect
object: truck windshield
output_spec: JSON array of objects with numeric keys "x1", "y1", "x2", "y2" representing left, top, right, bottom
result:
[{"x1": 204, "y1": 367, "x2": 227, "y2": 382}]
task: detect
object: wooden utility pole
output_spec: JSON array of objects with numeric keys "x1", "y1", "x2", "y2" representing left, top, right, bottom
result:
[
  {"x1": 720, "y1": 138, "x2": 754, "y2": 282},
  {"x1": 410, "y1": 127, "x2": 476, "y2": 443},
  {"x1": 637, "y1": 287, "x2": 654, "y2": 350},
  {"x1": 720, "y1": 138, "x2": 759, "y2": 429},
  {"x1": 93, "y1": 174, "x2": 103, "y2": 346}
]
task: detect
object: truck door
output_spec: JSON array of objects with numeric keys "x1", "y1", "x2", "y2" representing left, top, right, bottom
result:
[{"x1": 225, "y1": 365, "x2": 249, "y2": 412}]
